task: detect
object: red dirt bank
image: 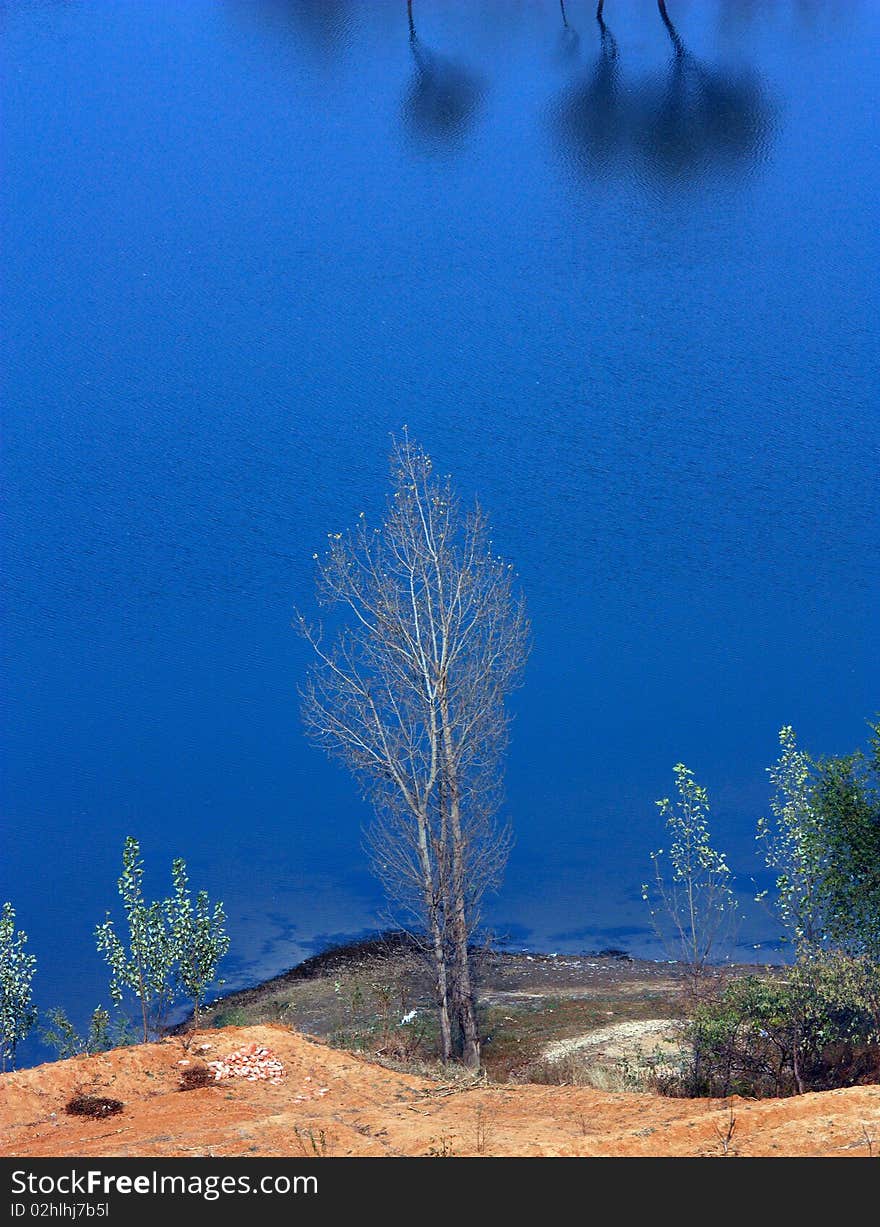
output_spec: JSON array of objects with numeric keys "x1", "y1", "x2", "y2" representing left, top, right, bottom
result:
[{"x1": 2, "y1": 1025, "x2": 878, "y2": 1158}]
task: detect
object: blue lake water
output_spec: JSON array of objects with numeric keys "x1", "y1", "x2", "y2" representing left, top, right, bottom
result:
[{"x1": 2, "y1": 1, "x2": 878, "y2": 1058}]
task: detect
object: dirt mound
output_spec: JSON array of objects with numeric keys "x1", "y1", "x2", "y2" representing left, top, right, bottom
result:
[{"x1": 1, "y1": 1025, "x2": 878, "y2": 1157}]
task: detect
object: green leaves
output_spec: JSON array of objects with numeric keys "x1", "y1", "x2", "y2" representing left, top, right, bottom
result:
[
  {"x1": 95, "y1": 839, "x2": 229, "y2": 1041},
  {"x1": 0, "y1": 901, "x2": 37, "y2": 1070},
  {"x1": 645, "y1": 763, "x2": 738, "y2": 980},
  {"x1": 689, "y1": 953, "x2": 880, "y2": 1097},
  {"x1": 812, "y1": 731, "x2": 880, "y2": 961},
  {"x1": 40, "y1": 1006, "x2": 114, "y2": 1060},
  {"x1": 757, "y1": 725, "x2": 825, "y2": 953},
  {"x1": 166, "y1": 858, "x2": 230, "y2": 1026},
  {"x1": 759, "y1": 718, "x2": 880, "y2": 962},
  {"x1": 94, "y1": 837, "x2": 176, "y2": 1040}
]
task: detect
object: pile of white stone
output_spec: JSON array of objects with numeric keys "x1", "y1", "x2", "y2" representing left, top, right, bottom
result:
[{"x1": 207, "y1": 1042, "x2": 285, "y2": 1086}]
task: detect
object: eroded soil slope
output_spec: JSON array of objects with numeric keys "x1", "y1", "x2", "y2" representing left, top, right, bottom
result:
[{"x1": 2, "y1": 1025, "x2": 878, "y2": 1158}]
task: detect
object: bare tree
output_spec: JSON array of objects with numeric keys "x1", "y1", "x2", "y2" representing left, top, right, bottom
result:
[{"x1": 300, "y1": 434, "x2": 528, "y2": 1068}]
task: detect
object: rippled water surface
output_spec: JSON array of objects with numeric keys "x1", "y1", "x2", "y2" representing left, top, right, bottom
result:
[{"x1": 2, "y1": 1, "x2": 878, "y2": 1047}]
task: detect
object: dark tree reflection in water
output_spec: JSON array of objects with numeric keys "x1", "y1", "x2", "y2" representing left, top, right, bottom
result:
[
  {"x1": 242, "y1": 0, "x2": 355, "y2": 59},
  {"x1": 554, "y1": 8, "x2": 625, "y2": 176},
  {"x1": 403, "y1": 0, "x2": 483, "y2": 152},
  {"x1": 554, "y1": 0, "x2": 773, "y2": 186},
  {"x1": 556, "y1": 1, "x2": 581, "y2": 61},
  {"x1": 636, "y1": 1, "x2": 774, "y2": 180}
]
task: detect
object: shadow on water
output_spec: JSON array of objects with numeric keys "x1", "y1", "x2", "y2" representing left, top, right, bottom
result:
[
  {"x1": 556, "y1": 0, "x2": 581, "y2": 60},
  {"x1": 402, "y1": 0, "x2": 483, "y2": 152},
  {"x1": 637, "y1": 0, "x2": 774, "y2": 180},
  {"x1": 237, "y1": 0, "x2": 356, "y2": 59},
  {"x1": 555, "y1": 7, "x2": 624, "y2": 174},
  {"x1": 554, "y1": 0, "x2": 774, "y2": 186}
]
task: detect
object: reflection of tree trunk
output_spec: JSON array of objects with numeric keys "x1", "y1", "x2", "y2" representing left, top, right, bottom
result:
[
  {"x1": 596, "y1": 2, "x2": 614, "y2": 44},
  {"x1": 560, "y1": 1, "x2": 568, "y2": 27},
  {"x1": 658, "y1": 1, "x2": 685, "y2": 57},
  {"x1": 407, "y1": 0, "x2": 415, "y2": 43}
]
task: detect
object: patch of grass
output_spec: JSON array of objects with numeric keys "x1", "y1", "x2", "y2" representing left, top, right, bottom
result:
[
  {"x1": 520, "y1": 1050, "x2": 627, "y2": 1090},
  {"x1": 426, "y1": 1134, "x2": 457, "y2": 1157},
  {"x1": 288, "y1": 931, "x2": 421, "y2": 982},
  {"x1": 479, "y1": 995, "x2": 676, "y2": 1082},
  {"x1": 188, "y1": 944, "x2": 766, "y2": 1088},
  {"x1": 293, "y1": 1126, "x2": 331, "y2": 1157},
  {"x1": 211, "y1": 1008, "x2": 249, "y2": 1028},
  {"x1": 520, "y1": 1042, "x2": 687, "y2": 1093}
]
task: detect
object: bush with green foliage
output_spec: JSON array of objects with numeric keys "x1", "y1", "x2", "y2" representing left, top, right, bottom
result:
[
  {"x1": 211, "y1": 1007, "x2": 248, "y2": 1028},
  {"x1": 95, "y1": 838, "x2": 178, "y2": 1043},
  {"x1": 685, "y1": 954, "x2": 880, "y2": 1098},
  {"x1": 166, "y1": 859, "x2": 230, "y2": 1028},
  {"x1": 41, "y1": 1006, "x2": 114, "y2": 1060},
  {"x1": 812, "y1": 724, "x2": 880, "y2": 961},
  {"x1": 758, "y1": 719, "x2": 880, "y2": 960},
  {"x1": 756, "y1": 725, "x2": 827, "y2": 954},
  {"x1": 0, "y1": 902, "x2": 37, "y2": 1071},
  {"x1": 651, "y1": 718, "x2": 880, "y2": 1099},
  {"x1": 96, "y1": 837, "x2": 229, "y2": 1042}
]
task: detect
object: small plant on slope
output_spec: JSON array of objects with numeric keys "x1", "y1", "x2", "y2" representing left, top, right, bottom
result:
[
  {"x1": 643, "y1": 763, "x2": 738, "y2": 998},
  {"x1": 95, "y1": 837, "x2": 177, "y2": 1043},
  {"x1": 0, "y1": 902, "x2": 37, "y2": 1071},
  {"x1": 166, "y1": 858, "x2": 229, "y2": 1028},
  {"x1": 41, "y1": 1006, "x2": 113, "y2": 1060},
  {"x1": 756, "y1": 725, "x2": 826, "y2": 955}
]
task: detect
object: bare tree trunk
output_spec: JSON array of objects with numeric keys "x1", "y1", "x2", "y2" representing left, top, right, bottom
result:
[
  {"x1": 792, "y1": 1027, "x2": 805, "y2": 1095},
  {"x1": 451, "y1": 905, "x2": 480, "y2": 1069},
  {"x1": 136, "y1": 959, "x2": 149, "y2": 1044},
  {"x1": 414, "y1": 809, "x2": 452, "y2": 1062},
  {"x1": 439, "y1": 690, "x2": 481, "y2": 1070},
  {"x1": 429, "y1": 917, "x2": 453, "y2": 1063}
]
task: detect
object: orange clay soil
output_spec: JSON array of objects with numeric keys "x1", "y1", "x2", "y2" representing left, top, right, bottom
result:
[{"x1": 1, "y1": 1025, "x2": 878, "y2": 1158}]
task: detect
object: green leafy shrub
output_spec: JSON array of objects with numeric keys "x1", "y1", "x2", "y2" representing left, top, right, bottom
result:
[
  {"x1": 758, "y1": 719, "x2": 880, "y2": 961},
  {"x1": 659, "y1": 718, "x2": 880, "y2": 1101},
  {"x1": 813, "y1": 726, "x2": 880, "y2": 961},
  {"x1": 756, "y1": 726, "x2": 827, "y2": 954},
  {"x1": 96, "y1": 838, "x2": 230, "y2": 1042},
  {"x1": 41, "y1": 1007, "x2": 112, "y2": 1059},
  {"x1": 684, "y1": 955, "x2": 880, "y2": 1098},
  {"x1": 95, "y1": 838, "x2": 177, "y2": 1043},
  {"x1": 0, "y1": 902, "x2": 37, "y2": 1071},
  {"x1": 166, "y1": 858, "x2": 229, "y2": 1028}
]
